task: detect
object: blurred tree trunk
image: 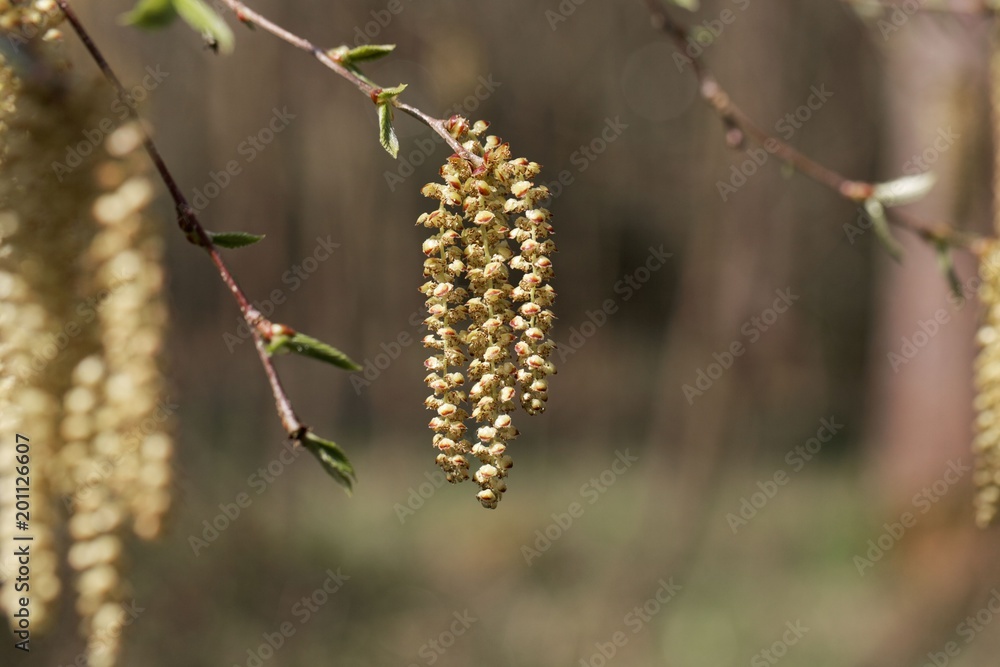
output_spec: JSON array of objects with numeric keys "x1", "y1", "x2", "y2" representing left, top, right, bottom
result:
[
  {"x1": 641, "y1": 0, "x2": 873, "y2": 559},
  {"x1": 866, "y1": 15, "x2": 985, "y2": 510},
  {"x1": 861, "y1": 12, "x2": 997, "y2": 667}
]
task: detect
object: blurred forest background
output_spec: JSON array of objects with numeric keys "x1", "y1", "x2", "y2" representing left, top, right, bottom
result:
[{"x1": 13, "y1": 0, "x2": 1000, "y2": 665}]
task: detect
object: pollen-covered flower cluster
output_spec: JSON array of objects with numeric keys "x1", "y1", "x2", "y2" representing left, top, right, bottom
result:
[
  {"x1": 418, "y1": 116, "x2": 556, "y2": 508},
  {"x1": 0, "y1": 21, "x2": 171, "y2": 667},
  {"x1": 974, "y1": 242, "x2": 1000, "y2": 527},
  {"x1": 0, "y1": 0, "x2": 64, "y2": 48}
]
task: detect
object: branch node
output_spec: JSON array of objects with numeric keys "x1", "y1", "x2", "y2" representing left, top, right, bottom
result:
[{"x1": 840, "y1": 181, "x2": 875, "y2": 202}]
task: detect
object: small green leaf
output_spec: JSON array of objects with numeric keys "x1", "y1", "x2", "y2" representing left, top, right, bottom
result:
[
  {"x1": 873, "y1": 172, "x2": 936, "y2": 207},
  {"x1": 668, "y1": 0, "x2": 700, "y2": 9},
  {"x1": 302, "y1": 432, "x2": 355, "y2": 492},
  {"x1": 375, "y1": 83, "x2": 407, "y2": 104},
  {"x1": 864, "y1": 198, "x2": 903, "y2": 262},
  {"x1": 344, "y1": 63, "x2": 378, "y2": 88},
  {"x1": 377, "y1": 103, "x2": 399, "y2": 158},
  {"x1": 277, "y1": 332, "x2": 361, "y2": 371},
  {"x1": 265, "y1": 334, "x2": 291, "y2": 356},
  {"x1": 324, "y1": 48, "x2": 383, "y2": 85},
  {"x1": 285, "y1": 333, "x2": 360, "y2": 370},
  {"x1": 173, "y1": 0, "x2": 234, "y2": 54},
  {"x1": 342, "y1": 43, "x2": 396, "y2": 64},
  {"x1": 121, "y1": 0, "x2": 178, "y2": 28},
  {"x1": 935, "y1": 243, "x2": 963, "y2": 300},
  {"x1": 209, "y1": 231, "x2": 265, "y2": 249},
  {"x1": 845, "y1": 0, "x2": 885, "y2": 19}
]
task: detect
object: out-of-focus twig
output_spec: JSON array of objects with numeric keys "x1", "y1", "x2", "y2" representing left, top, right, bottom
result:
[
  {"x1": 58, "y1": 0, "x2": 310, "y2": 444},
  {"x1": 644, "y1": 0, "x2": 984, "y2": 253},
  {"x1": 991, "y1": 19, "x2": 1000, "y2": 237},
  {"x1": 840, "y1": 0, "x2": 997, "y2": 17},
  {"x1": 216, "y1": 0, "x2": 482, "y2": 167}
]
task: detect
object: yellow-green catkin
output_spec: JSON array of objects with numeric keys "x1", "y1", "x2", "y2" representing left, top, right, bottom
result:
[
  {"x1": 0, "y1": 0, "x2": 77, "y2": 634},
  {"x1": 981, "y1": 26, "x2": 1000, "y2": 528},
  {"x1": 0, "y1": 5, "x2": 172, "y2": 665},
  {"x1": 418, "y1": 116, "x2": 556, "y2": 509},
  {"x1": 974, "y1": 243, "x2": 1000, "y2": 527}
]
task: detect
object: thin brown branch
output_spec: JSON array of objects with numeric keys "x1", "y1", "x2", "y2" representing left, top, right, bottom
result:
[
  {"x1": 57, "y1": 0, "x2": 308, "y2": 442},
  {"x1": 839, "y1": 0, "x2": 997, "y2": 17},
  {"x1": 991, "y1": 20, "x2": 1000, "y2": 238},
  {"x1": 216, "y1": 0, "x2": 482, "y2": 166},
  {"x1": 891, "y1": 209, "x2": 984, "y2": 251},
  {"x1": 643, "y1": 0, "x2": 981, "y2": 251}
]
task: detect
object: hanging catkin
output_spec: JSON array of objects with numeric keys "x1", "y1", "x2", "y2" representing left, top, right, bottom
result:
[
  {"x1": 0, "y1": 3, "x2": 172, "y2": 664},
  {"x1": 418, "y1": 116, "x2": 556, "y2": 508}
]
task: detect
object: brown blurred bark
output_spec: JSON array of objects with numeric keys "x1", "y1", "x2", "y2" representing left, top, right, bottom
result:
[
  {"x1": 641, "y1": 0, "x2": 872, "y2": 553},
  {"x1": 862, "y1": 11, "x2": 1000, "y2": 667},
  {"x1": 866, "y1": 15, "x2": 986, "y2": 508}
]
